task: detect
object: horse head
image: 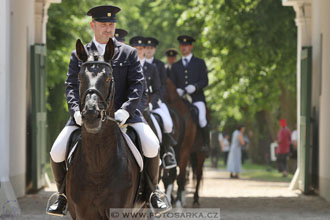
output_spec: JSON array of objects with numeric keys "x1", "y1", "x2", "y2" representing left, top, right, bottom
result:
[{"x1": 75, "y1": 38, "x2": 115, "y2": 133}]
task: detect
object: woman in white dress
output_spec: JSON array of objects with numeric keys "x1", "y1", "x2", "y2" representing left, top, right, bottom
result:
[{"x1": 227, "y1": 125, "x2": 245, "y2": 178}]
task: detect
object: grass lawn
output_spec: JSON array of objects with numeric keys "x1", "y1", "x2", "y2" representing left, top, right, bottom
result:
[{"x1": 204, "y1": 158, "x2": 294, "y2": 182}]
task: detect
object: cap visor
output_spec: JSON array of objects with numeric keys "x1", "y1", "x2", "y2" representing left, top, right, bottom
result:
[{"x1": 94, "y1": 17, "x2": 117, "y2": 22}]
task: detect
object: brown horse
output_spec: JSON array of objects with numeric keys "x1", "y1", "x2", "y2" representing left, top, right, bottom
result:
[
  {"x1": 165, "y1": 79, "x2": 206, "y2": 207},
  {"x1": 66, "y1": 39, "x2": 142, "y2": 220}
]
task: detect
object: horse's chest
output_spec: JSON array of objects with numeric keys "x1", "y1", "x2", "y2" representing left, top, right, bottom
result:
[{"x1": 70, "y1": 169, "x2": 134, "y2": 203}]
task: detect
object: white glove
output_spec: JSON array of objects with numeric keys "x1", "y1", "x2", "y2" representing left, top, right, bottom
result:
[
  {"x1": 185, "y1": 84, "x2": 196, "y2": 94},
  {"x1": 148, "y1": 103, "x2": 153, "y2": 111},
  {"x1": 74, "y1": 111, "x2": 82, "y2": 126},
  {"x1": 176, "y1": 88, "x2": 184, "y2": 97},
  {"x1": 114, "y1": 109, "x2": 130, "y2": 126}
]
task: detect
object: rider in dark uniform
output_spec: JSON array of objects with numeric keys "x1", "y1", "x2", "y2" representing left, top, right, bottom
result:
[
  {"x1": 130, "y1": 36, "x2": 161, "y2": 112},
  {"x1": 144, "y1": 37, "x2": 177, "y2": 169},
  {"x1": 170, "y1": 35, "x2": 210, "y2": 154},
  {"x1": 130, "y1": 36, "x2": 177, "y2": 169},
  {"x1": 114, "y1": 28, "x2": 128, "y2": 43},
  {"x1": 47, "y1": 6, "x2": 170, "y2": 217},
  {"x1": 165, "y1": 48, "x2": 179, "y2": 78}
]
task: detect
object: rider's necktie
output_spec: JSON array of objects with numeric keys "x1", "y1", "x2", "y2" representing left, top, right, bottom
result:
[{"x1": 184, "y1": 58, "x2": 189, "y2": 67}]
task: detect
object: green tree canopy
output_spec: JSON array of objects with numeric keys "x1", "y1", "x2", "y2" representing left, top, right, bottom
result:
[{"x1": 47, "y1": 0, "x2": 297, "y2": 163}]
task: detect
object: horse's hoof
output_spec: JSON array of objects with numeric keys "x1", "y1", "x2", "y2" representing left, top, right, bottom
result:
[
  {"x1": 171, "y1": 195, "x2": 175, "y2": 205},
  {"x1": 175, "y1": 200, "x2": 182, "y2": 208},
  {"x1": 193, "y1": 201, "x2": 200, "y2": 208}
]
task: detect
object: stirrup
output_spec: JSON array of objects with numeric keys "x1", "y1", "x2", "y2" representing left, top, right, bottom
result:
[
  {"x1": 149, "y1": 189, "x2": 172, "y2": 217},
  {"x1": 46, "y1": 192, "x2": 68, "y2": 217},
  {"x1": 162, "y1": 152, "x2": 177, "y2": 169}
]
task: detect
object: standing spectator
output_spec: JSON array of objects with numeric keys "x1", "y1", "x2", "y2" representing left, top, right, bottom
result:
[
  {"x1": 241, "y1": 135, "x2": 249, "y2": 164},
  {"x1": 220, "y1": 133, "x2": 230, "y2": 166},
  {"x1": 227, "y1": 125, "x2": 246, "y2": 179},
  {"x1": 291, "y1": 126, "x2": 298, "y2": 159},
  {"x1": 288, "y1": 126, "x2": 298, "y2": 172},
  {"x1": 276, "y1": 119, "x2": 291, "y2": 177}
]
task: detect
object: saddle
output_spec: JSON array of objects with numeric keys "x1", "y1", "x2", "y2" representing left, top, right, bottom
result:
[
  {"x1": 150, "y1": 112, "x2": 164, "y2": 143},
  {"x1": 181, "y1": 98, "x2": 200, "y2": 127},
  {"x1": 152, "y1": 113, "x2": 164, "y2": 130},
  {"x1": 64, "y1": 126, "x2": 144, "y2": 171},
  {"x1": 65, "y1": 128, "x2": 81, "y2": 170}
]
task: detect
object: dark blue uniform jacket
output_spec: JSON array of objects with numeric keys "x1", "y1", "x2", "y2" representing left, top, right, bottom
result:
[
  {"x1": 170, "y1": 56, "x2": 208, "y2": 103},
  {"x1": 65, "y1": 39, "x2": 145, "y2": 126},
  {"x1": 152, "y1": 58, "x2": 167, "y2": 102},
  {"x1": 138, "y1": 62, "x2": 161, "y2": 111}
]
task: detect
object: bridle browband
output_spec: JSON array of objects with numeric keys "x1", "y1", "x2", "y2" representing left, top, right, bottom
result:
[{"x1": 80, "y1": 61, "x2": 117, "y2": 123}]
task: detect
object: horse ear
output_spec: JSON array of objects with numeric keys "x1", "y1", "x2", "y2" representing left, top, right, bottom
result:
[
  {"x1": 104, "y1": 38, "x2": 115, "y2": 62},
  {"x1": 76, "y1": 39, "x2": 88, "y2": 62}
]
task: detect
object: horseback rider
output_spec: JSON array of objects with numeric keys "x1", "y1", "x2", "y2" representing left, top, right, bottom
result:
[
  {"x1": 165, "y1": 48, "x2": 179, "y2": 78},
  {"x1": 47, "y1": 5, "x2": 170, "y2": 216},
  {"x1": 114, "y1": 28, "x2": 128, "y2": 43},
  {"x1": 170, "y1": 35, "x2": 210, "y2": 154},
  {"x1": 144, "y1": 37, "x2": 177, "y2": 169},
  {"x1": 130, "y1": 36, "x2": 177, "y2": 169}
]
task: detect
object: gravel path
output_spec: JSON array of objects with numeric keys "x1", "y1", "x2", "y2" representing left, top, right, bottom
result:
[
  {"x1": 10, "y1": 167, "x2": 330, "y2": 220},
  {"x1": 183, "y1": 168, "x2": 330, "y2": 220}
]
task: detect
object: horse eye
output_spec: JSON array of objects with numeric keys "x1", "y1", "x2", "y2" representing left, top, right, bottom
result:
[{"x1": 106, "y1": 77, "x2": 111, "y2": 83}]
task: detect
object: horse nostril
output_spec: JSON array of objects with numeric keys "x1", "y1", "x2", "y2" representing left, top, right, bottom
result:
[{"x1": 86, "y1": 103, "x2": 96, "y2": 111}]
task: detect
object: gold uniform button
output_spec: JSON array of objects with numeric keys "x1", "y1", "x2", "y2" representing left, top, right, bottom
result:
[{"x1": 184, "y1": 70, "x2": 188, "y2": 73}]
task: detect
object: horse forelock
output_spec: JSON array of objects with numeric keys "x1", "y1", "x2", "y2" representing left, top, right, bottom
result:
[{"x1": 87, "y1": 54, "x2": 95, "y2": 62}]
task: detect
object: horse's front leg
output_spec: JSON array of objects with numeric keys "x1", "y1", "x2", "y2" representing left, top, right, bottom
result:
[
  {"x1": 162, "y1": 167, "x2": 176, "y2": 204},
  {"x1": 176, "y1": 157, "x2": 189, "y2": 208}
]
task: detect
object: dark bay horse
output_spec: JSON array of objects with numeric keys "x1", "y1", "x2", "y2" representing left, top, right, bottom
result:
[
  {"x1": 66, "y1": 39, "x2": 142, "y2": 220},
  {"x1": 165, "y1": 79, "x2": 206, "y2": 207}
]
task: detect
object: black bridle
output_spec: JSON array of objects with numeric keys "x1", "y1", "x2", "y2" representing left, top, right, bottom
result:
[{"x1": 80, "y1": 61, "x2": 116, "y2": 122}]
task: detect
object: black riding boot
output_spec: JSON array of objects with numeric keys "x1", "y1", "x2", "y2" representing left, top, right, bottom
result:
[
  {"x1": 200, "y1": 126, "x2": 210, "y2": 156},
  {"x1": 162, "y1": 133, "x2": 177, "y2": 169},
  {"x1": 166, "y1": 132, "x2": 177, "y2": 146},
  {"x1": 146, "y1": 154, "x2": 171, "y2": 215},
  {"x1": 46, "y1": 159, "x2": 67, "y2": 217}
]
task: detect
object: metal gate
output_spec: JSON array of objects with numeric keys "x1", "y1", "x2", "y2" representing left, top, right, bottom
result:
[
  {"x1": 27, "y1": 44, "x2": 47, "y2": 191},
  {"x1": 299, "y1": 46, "x2": 312, "y2": 193}
]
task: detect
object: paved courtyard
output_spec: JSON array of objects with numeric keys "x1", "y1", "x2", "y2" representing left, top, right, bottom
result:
[{"x1": 4, "y1": 168, "x2": 330, "y2": 220}]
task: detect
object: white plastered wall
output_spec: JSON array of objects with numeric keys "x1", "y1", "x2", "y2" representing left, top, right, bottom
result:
[
  {"x1": 317, "y1": 0, "x2": 330, "y2": 202},
  {"x1": 9, "y1": 0, "x2": 35, "y2": 198}
]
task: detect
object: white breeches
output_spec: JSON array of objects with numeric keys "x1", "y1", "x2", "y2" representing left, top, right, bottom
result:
[
  {"x1": 50, "y1": 122, "x2": 160, "y2": 163},
  {"x1": 193, "y1": 101, "x2": 207, "y2": 128},
  {"x1": 128, "y1": 122, "x2": 160, "y2": 158},
  {"x1": 50, "y1": 125, "x2": 79, "y2": 163},
  {"x1": 152, "y1": 103, "x2": 173, "y2": 133}
]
